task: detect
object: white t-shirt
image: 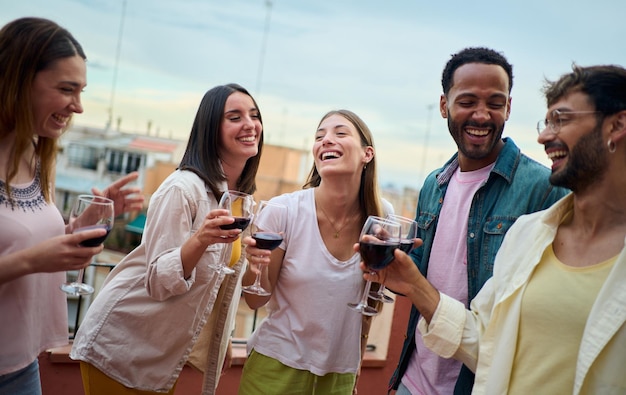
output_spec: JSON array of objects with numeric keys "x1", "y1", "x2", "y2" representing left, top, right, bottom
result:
[{"x1": 247, "y1": 188, "x2": 368, "y2": 375}]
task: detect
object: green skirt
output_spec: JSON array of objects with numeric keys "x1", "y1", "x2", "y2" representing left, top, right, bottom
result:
[{"x1": 238, "y1": 349, "x2": 356, "y2": 395}]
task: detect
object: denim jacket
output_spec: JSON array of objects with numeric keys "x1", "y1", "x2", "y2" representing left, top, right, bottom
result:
[{"x1": 389, "y1": 138, "x2": 570, "y2": 394}]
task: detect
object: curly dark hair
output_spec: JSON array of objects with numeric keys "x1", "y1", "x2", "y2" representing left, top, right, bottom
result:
[{"x1": 441, "y1": 47, "x2": 513, "y2": 96}]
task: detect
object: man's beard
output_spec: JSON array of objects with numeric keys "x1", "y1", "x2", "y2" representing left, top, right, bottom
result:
[
  {"x1": 550, "y1": 123, "x2": 608, "y2": 192},
  {"x1": 448, "y1": 117, "x2": 504, "y2": 160}
]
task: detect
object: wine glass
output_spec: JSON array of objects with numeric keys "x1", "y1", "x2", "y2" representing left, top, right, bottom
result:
[
  {"x1": 242, "y1": 200, "x2": 287, "y2": 296},
  {"x1": 369, "y1": 214, "x2": 418, "y2": 303},
  {"x1": 217, "y1": 190, "x2": 255, "y2": 274},
  {"x1": 348, "y1": 215, "x2": 401, "y2": 316},
  {"x1": 60, "y1": 194, "x2": 114, "y2": 296}
]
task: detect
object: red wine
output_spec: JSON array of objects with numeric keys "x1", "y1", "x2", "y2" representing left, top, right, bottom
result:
[
  {"x1": 74, "y1": 224, "x2": 112, "y2": 247},
  {"x1": 359, "y1": 240, "x2": 397, "y2": 270},
  {"x1": 219, "y1": 216, "x2": 251, "y2": 231},
  {"x1": 399, "y1": 239, "x2": 413, "y2": 254},
  {"x1": 253, "y1": 232, "x2": 283, "y2": 250}
]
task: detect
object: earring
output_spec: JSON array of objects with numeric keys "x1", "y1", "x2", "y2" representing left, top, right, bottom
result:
[
  {"x1": 608, "y1": 138, "x2": 616, "y2": 153},
  {"x1": 363, "y1": 164, "x2": 367, "y2": 170}
]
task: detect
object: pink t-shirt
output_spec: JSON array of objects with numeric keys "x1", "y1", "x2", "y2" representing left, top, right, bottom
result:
[
  {"x1": 402, "y1": 164, "x2": 493, "y2": 394},
  {"x1": 0, "y1": 172, "x2": 68, "y2": 375}
]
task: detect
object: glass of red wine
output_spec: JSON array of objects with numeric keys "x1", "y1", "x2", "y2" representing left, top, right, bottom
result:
[
  {"x1": 60, "y1": 194, "x2": 114, "y2": 296},
  {"x1": 242, "y1": 200, "x2": 287, "y2": 296},
  {"x1": 348, "y1": 215, "x2": 400, "y2": 316},
  {"x1": 217, "y1": 190, "x2": 255, "y2": 274},
  {"x1": 369, "y1": 214, "x2": 418, "y2": 303}
]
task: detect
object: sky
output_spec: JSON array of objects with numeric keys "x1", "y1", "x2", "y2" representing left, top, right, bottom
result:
[{"x1": 3, "y1": 0, "x2": 625, "y2": 190}]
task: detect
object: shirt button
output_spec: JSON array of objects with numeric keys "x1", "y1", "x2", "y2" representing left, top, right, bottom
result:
[{"x1": 469, "y1": 233, "x2": 475, "y2": 238}]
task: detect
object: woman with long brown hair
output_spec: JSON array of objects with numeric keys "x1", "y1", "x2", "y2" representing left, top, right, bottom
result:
[
  {"x1": 0, "y1": 17, "x2": 142, "y2": 395},
  {"x1": 239, "y1": 109, "x2": 392, "y2": 394}
]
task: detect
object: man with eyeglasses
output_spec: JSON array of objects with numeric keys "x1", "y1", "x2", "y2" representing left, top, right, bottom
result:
[
  {"x1": 388, "y1": 47, "x2": 569, "y2": 395},
  {"x1": 376, "y1": 64, "x2": 626, "y2": 394}
]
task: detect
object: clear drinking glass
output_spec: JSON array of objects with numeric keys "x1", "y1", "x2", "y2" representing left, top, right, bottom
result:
[
  {"x1": 348, "y1": 215, "x2": 400, "y2": 316},
  {"x1": 369, "y1": 214, "x2": 418, "y2": 303},
  {"x1": 217, "y1": 190, "x2": 255, "y2": 274},
  {"x1": 242, "y1": 200, "x2": 287, "y2": 296},
  {"x1": 60, "y1": 195, "x2": 114, "y2": 296}
]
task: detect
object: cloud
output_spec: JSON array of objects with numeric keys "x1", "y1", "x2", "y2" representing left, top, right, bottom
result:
[{"x1": 2, "y1": 0, "x2": 625, "y2": 189}]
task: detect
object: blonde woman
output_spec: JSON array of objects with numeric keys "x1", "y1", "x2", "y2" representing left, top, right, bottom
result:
[{"x1": 239, "y1": 109, "x2": 392, "y2": 394}]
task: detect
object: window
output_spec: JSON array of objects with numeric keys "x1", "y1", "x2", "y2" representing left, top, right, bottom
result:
[
  {"x1": 106, "y1": 150, "x2": 144, "y2": 175},
  {"x1": 67, "y1": 144, "x2": 98, "y2": 170}
]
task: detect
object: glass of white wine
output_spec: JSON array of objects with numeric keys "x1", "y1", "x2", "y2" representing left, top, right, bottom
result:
[{"x1": 217, "y1": 190, "x2": 255, "y2": 274}]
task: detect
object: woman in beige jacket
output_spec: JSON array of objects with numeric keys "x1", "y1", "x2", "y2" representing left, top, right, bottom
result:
[{"x1": 71, "y1": 83, "x2": 264, "y2": 395}]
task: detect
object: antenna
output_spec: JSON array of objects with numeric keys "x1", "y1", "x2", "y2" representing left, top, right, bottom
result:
[
  {"x1": 420, "y1": 104, "x2": 435, "y2": 182},
  {"x1": 255, "y1": 0, "x2": 273, "y2": 97},
  {"x1": 106, "y1": 0, "x2": 127, "y2": 131}
]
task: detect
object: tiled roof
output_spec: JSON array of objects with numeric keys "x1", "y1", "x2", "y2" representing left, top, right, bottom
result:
[{"x1": 128, "y1": 137, "x2": 179, "y2": 152}]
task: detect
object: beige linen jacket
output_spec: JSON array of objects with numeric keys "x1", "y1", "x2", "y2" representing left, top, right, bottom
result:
[{"x1": 71, "y1": 170, "x2": 247, "y2": 394}]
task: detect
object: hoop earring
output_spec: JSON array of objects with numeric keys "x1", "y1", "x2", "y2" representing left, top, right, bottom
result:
[{"x1": 608, "y1": 138, "x2": 616, "y2": 153}]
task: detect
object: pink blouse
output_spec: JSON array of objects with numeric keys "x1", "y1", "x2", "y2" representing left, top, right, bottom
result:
[{"x1": 0, "y1": 170, "x2": 68, "y2": 375}]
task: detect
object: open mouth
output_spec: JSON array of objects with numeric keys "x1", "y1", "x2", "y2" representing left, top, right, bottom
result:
[
  {"x1": 321, "y1": 151, "x2": 341, "y2": 161},
  {"x1": 545, "y1": 144, "x2": 569, "y2": 169},
  {"x1": 238, "y1": 135, "x2": 256, "y2": 143},
  {"x1": 51, "y1": 113, "x2": 69, "y2": 125},
  {"x1": 545, "y1": 147, "x2": 568, "y2": 169},
  {"x1": 466, "y1": 128, "x2": 489, "y2": 137},
  {"x1": 547, "y1": 149, "x2": 567, "y2": 161}
]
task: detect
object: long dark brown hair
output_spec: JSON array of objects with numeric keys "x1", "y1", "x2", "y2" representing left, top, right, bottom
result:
[{"x1": 178, "y1": 83, "x2": 264, "y2": 199}]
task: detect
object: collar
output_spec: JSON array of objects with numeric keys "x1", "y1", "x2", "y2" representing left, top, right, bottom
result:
[{"x1": 436, "y1": 137, "x2": 521, "y2": 187}]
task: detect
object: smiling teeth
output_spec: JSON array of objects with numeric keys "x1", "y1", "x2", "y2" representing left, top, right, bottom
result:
[
  {"x1": 467, "y1": 129, "x2": 489, "y2": 136},
  {"x1": 52, "y1": 114, "x2": 68, "y2": 123},
  {"x1": 547, "y1": 150, "x2": 567, "y2": 160},
  {"x1": 322, "y1": 151, "x2": 340, "y2": 160},
  {"x1": 239, "y1": 136, "x2": 255, "y2": 142}
]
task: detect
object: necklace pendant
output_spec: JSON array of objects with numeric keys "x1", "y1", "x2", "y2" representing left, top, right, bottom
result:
[{"x1": 334, "y1": 232, "x2": 339, "y2": 238}]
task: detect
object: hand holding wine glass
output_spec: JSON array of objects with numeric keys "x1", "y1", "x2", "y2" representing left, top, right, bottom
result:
[
  {"x1": 242, "y1": 200, "x2": 287, "y2": 296},
  {"x1": 369, "y1": 214, "x2": 418, "y2": 303},
  {"x1": 348, "y1": 215, "x2": 400, "y2": 315},
  {"x1": 60, "y1": 195, "x2": 114, "y2": 296},
  {"x1": 217, "y1": 190, "x2": 255, "y2": 274},
  {"x1": 218, "y1": 190, "x2": 254, "y2": 231}
]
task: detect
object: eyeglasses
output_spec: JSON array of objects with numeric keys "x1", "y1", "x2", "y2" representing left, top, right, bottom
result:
[{"x1": 537, "y1": 109, "x2": 600, "y2": 135}]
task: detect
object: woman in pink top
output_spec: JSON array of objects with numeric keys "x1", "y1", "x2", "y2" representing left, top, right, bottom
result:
[{"x1": 0, "y1": 17, "x2": 143, "y2": 395}]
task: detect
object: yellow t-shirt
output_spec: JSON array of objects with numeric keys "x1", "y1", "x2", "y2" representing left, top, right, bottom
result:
[
  {"x1": 508, "y1": 244, "x2": 616, "y2": 394},
  {"x1": 187, "y1": 197, "x2": 244, "y2": 373}
]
